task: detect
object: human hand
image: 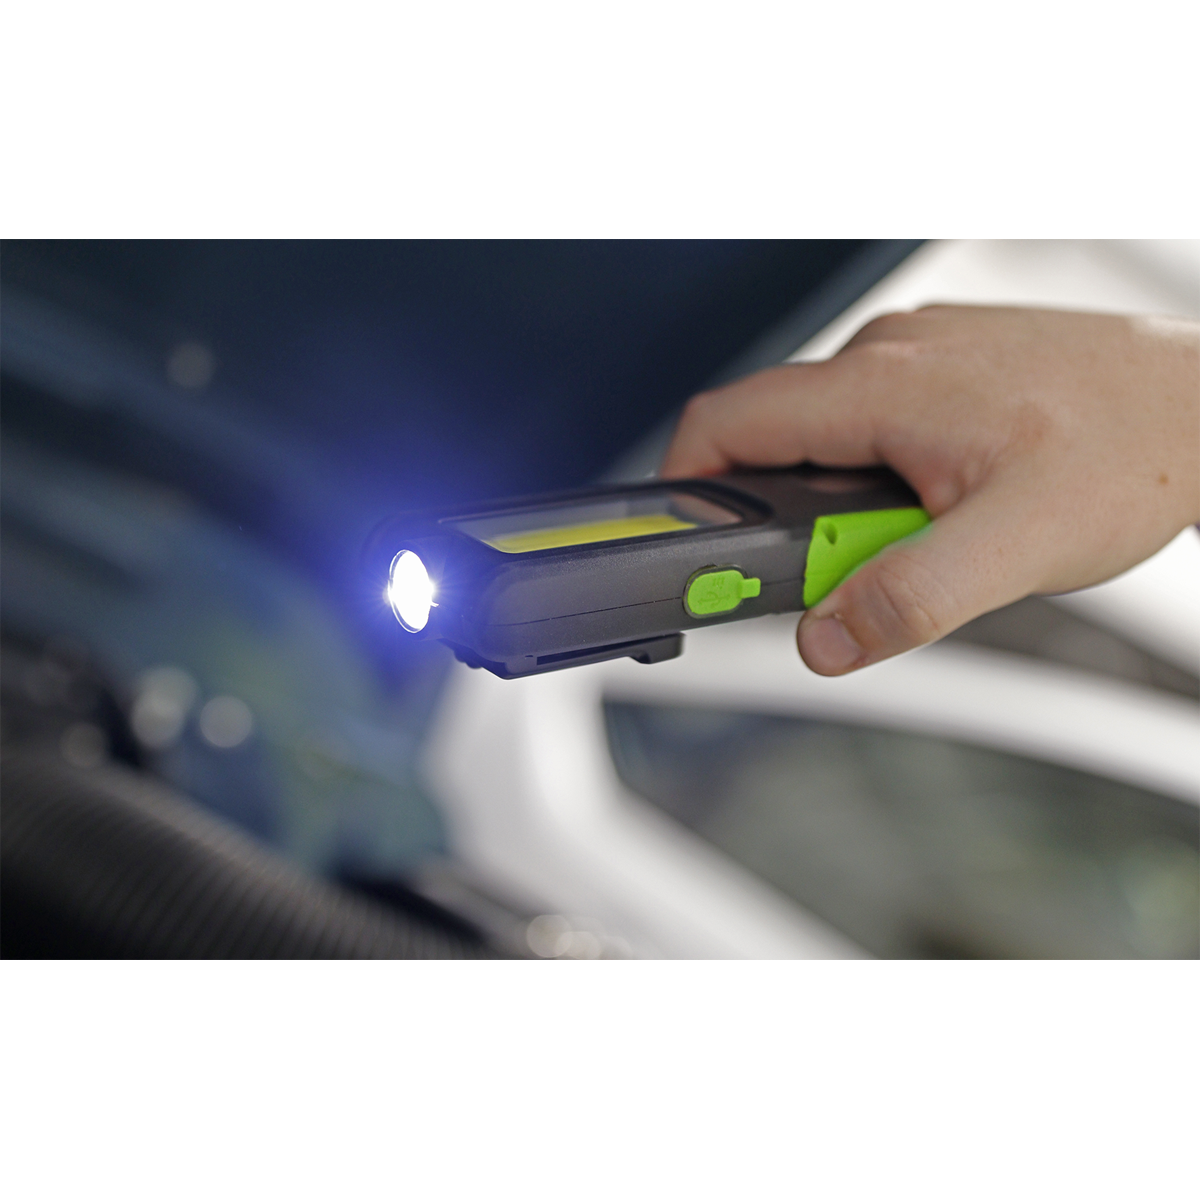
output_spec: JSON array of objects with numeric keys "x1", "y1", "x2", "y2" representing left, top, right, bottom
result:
[{"x1": 661, "y1": 305, "x2": 1200, "y2": 675}]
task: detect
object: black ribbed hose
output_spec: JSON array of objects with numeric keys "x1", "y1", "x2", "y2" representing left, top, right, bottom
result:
[{"x1": 1, "y1": 752, "x2": 491, "y2": 958}]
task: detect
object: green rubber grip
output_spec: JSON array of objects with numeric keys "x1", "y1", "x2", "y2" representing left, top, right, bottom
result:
[{"x1": 803, "y1": 507, "x2": 931, "y2": 608}]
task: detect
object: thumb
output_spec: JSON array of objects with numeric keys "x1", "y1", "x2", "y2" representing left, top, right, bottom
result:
[{"x1": 796, "y1": 491, "x2": 1041, "y2": 675}]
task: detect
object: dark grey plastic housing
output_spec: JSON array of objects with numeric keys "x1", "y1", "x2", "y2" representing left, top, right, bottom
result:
[{"x1": 364, "y1": 466, "x2": 919, "y2": 678}]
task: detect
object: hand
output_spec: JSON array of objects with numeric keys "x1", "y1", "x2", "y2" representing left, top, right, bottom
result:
[{"x1": 661, "y1": 305, "x2": 1200, "y2": 676}]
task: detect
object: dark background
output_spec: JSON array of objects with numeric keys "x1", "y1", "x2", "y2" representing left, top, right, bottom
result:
[
  {"x1": 0, "y1": 240, "x2": 918, "y2": 899},
  {"x1": 3, "y1": 240, "x2": 897, "y2": 502}
]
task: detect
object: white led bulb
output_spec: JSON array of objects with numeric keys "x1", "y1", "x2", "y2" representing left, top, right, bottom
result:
[{"x1": 388, "y1": 550, "x2": 435, "y2": 632}]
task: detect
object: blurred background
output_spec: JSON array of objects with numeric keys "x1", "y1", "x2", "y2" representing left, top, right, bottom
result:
[{"x1": 2, "y1": 239, "x2": 1196, "y2": 959}]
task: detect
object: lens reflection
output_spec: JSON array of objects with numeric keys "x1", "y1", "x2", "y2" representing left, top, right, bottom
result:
[{"x1": 388, "y1": 550, "x2": 435, "y2": 632}]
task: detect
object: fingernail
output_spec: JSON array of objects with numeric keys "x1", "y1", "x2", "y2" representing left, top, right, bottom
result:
[{"x1": 799, "y1": 614, "x2": 863, "y2": 674}]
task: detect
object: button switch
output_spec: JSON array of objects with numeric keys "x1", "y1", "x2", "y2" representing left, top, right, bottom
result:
[{"x1": 684, "y1": 568, "x2": 761, "y2": 617}]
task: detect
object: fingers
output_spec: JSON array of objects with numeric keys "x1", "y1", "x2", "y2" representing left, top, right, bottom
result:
[
  {"x1": 662, "y1": 355, "x2": 902, "y2": 482},
  {"x1": 796, "y1": 488, "x2": 1045, "y2": 675},
  {"x1": 662, "y1": 316, "x2": 940, "y2": 480}
]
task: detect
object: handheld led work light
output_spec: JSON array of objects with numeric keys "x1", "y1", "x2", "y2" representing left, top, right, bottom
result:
[{"x1": 365, "y1": 467, "x2": 930, "y2": 679}]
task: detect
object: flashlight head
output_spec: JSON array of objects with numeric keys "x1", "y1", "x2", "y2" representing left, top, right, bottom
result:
[{"x1": 387, "y1": 549, "x2": 435, "y2": 633}]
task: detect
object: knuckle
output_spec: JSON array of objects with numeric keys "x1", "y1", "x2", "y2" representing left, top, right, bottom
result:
[
  {"x1": 865, "y1": 309, "x2": 911, "y2": 328},
  {"x1": 842, "y1": 314, "x2": 928, "y2": 360},
  {"x1": 682, "y1": 388, "x2": 718, "y2": 422},
  {"x1": 848, "y1": 336, "x2": 927, "y2": 371},
  {"x1": 854, "y1": 310, "x2": 915, "y2": 341},
  {"x1": 867, "y1": 553, "x2": 951, "y2": 645},
  {"x1": 1007, "y1": 395, "x2": 1056, "y2": 447}
]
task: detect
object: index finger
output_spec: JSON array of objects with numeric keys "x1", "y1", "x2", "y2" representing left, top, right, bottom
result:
[{"x1": 660, "y1": 353, "x2": 908, "y2": 479}]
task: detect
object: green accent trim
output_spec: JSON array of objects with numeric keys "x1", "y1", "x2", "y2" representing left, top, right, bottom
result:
[
  {"x1": 803, "y1": 506, "x2": 931, "y2": 608},
  {"x1": 685, "y1": 568, "x2": 762, "y2": 617}
]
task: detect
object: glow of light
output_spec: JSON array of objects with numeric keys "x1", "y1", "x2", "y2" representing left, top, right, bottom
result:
[{"x1": 388, "y1": 550, "x2": 435, "y2": 632}]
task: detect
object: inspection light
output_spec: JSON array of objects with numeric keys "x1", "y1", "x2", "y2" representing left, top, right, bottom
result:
[
  {"x1": 388, "y1": 549, "x2": 436, "y2": 632},
  {"x1": 369, "y1": 467, "x2": 930, "y2": 678}
]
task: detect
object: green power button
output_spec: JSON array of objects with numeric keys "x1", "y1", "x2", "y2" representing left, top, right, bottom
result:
[{"x1": 685, "y1": 568, "x2": 762, "y2": 618}]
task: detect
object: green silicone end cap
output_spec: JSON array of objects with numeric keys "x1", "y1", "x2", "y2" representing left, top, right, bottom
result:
[
  {"x1": 685, "y1": 568, "x2": 762, "y2": 617},
  {"x1": 803, "y1": 506, "x2": 931, "y2": 608}
]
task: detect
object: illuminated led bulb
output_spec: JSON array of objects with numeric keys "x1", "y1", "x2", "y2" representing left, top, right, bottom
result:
[{"x1": 388, "y1": 550, "x2": 435, "y2": 632}]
